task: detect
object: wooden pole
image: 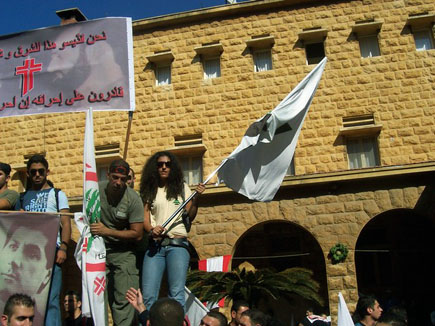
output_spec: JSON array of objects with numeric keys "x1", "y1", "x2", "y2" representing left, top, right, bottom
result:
[{"x1": 123, "y1": 111, "x2": 134, "y2": 160}]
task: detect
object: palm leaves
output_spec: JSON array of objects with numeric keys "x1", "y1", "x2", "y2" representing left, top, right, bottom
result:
[{"x1": 186, "y1": 266, "x2": 324, "y2": 308}]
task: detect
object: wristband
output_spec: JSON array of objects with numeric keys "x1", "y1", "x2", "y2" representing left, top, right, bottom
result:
[
  {"x1": 61, "y1": 241, "x2": 68, "y2": 248},
  {"x1": 59, "y1": 247, "x2": 67, "y2": 253}
]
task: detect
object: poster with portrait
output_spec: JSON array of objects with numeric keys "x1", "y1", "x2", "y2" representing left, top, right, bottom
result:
[
  {"x1": 0, "y1": 212, "x2": 59, "y2": 325},
  {"x1": 0, "y1": 17, "x2": 135, "y2": 118}
]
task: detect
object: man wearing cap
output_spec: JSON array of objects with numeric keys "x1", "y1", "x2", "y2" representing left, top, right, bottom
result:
[
  {"x1": 90, "y1": 159, "x2": 144, "y2": 326},
  {"x1": 0, "y1": 163, "x2": 18, "y2": 210}
]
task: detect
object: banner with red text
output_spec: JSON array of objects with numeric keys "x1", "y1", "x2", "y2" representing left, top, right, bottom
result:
[
  {"x1": 0, "y1": 212, "x2": 59, "y2": 326},
  {"x1": 0, "y1": 17, "x2": 134, "y2": 117}
]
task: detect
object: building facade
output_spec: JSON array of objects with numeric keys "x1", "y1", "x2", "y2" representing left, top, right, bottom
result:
[{"x1": 2, "y1": 0, "x2": 435, "y2": 324}]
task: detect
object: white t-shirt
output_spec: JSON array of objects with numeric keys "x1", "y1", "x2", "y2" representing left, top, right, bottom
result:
[{"x1": 150, "y1": 183, "x2": 191, "y2": 238}]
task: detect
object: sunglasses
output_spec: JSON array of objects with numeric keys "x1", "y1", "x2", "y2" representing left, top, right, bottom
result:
[
  {"x1": 29, "y1": 168, "x2": 46, "y2": 177},
  {"x1": 157, "y1": 161, "x2": 171, "y2": 168}
]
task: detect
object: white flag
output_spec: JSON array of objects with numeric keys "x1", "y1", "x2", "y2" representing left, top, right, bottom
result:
[
  {"x1": 184, "y1": 287, "x2": 209, "y2": 326},
  {"x1": 218, "y1": 58, "x2": 327, "y2": 201},
  {"x1": 338, "y1": 292, "x2": 354, "y2": 326},
  {"x1": 74, "y1": 108, "x2": 107, "y2": 325}
]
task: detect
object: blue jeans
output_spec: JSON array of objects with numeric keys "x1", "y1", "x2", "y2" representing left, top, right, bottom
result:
[
  {"x1": 141, "y1": 240, "x2": 190, "y2": 310},
  {"x1": 44, "y1": 263, "x2": 62, "y2": 326}
]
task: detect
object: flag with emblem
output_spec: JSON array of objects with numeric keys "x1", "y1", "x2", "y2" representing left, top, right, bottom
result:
[
  {"x1": 218, "y1": 57, "x2": 327, "y2": 201},
  {"x1": 74, "y1": 108, "x2": 107, "y2": 325}
]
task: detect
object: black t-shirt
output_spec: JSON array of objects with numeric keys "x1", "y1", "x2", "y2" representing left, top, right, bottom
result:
[{"x1": 64, "y1": 315, "x2": 94, "y2": 326}]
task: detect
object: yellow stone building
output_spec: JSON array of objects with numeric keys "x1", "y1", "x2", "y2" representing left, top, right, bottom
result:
[{"x1": 1, "y1": 0, "x2": 434, "y2": 324}]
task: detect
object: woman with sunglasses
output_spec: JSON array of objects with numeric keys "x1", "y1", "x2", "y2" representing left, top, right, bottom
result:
[{"x1": 139, "y1": 151, "x2": 205, "y2": 310}]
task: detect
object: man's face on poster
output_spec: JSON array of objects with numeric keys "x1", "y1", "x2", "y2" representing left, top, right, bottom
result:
[{"x1": 0, "y1": 227, "x2": 49, "y2": 294}]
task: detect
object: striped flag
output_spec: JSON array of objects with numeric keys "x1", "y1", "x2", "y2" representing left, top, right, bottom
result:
[
  {"x1": 74, "y1": 108, "x2": 107, "y2": 325},
  {"x1": 199, "y1": 255, "x2": 232, "y2": 308}
]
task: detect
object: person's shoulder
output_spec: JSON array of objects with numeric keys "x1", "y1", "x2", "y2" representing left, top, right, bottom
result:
[
  {"x1": 4, "y1": 188, "x2": 19, "y2": 195},
  {"x1": 3, "y1": 189, "x2": 19, "y2": 199},
  {"x1": 126, "y1": 186, "x2": 142, "y2": 200}
]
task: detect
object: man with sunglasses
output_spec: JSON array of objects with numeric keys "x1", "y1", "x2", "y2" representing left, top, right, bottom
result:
[
  {"x1": 90, "y1": 159, "x2": 144, "y2": 326},
  {"x1": 15, "y1": 154, "x2": 71, "y2": 326}
]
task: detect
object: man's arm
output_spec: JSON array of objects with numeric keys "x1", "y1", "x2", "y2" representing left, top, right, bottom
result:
[
  {"x1": 0, "y1": 198, "x2": 13, "y2": 210},
  {"x1": 57, "y1": 208, "x2": 71, "y2": 264},
  {"x1": 0, "y1": 191, "x2": 19, "y2": 210},
  {"x1": 90, "y1": 222, "x2": 143, "y2": 241}
]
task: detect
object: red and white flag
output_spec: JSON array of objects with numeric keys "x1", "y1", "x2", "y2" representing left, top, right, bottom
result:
[
  {"x1": 74, "y1": 108, "x2": 107, "y2": 325},
  {"x1": 199, "y1": 255, "x2": 232, "y2": 308}
]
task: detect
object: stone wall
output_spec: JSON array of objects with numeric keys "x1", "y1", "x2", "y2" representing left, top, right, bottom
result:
[{"x1": 1, "y1": 0, "x2": 434, "y2": 322}]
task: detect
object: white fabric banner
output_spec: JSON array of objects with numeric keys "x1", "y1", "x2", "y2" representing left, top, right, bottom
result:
[
  {"x1": 0, "y1": 17, "x2": 135, "y2": 118},
  {"x1": 338, "y1": 292, "x2": 354, "y2": 326},
  {"x1": 74, "y1": 108, "x2": 107, "y2": 325},
  {"x1": 218, "y1": 57, "x2": 327, "y2": 202},
  {"x1": 184, "y1": 287, "x2": 209, "y2": 326}
]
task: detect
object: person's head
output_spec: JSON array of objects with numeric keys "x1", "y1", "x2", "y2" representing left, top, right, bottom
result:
[
  {"x1": 1, "y1": 221, "x2": 51, "y2": 295},
  {"x1": 148, "y1": 298, "x2": 184, "y2": 326},
  {"x1": 127, "y1": 168, "x2": 135, "y2": 189},
  {"x1": 201, "y1": 311, "x2": 228, "y2": 326},
  {"x1": 140, "y1": 151, "x2": 184, "y2": 204},
  {"x1": 63, "y1": 291, "x2": 81, "y2": 315},
  {"x1": 106, "y1": 159, "x2": 130, "y2": 194},
  {"x1": 239, "y1": 309, "x2": 268, "y2": 326},
  {"x1": 26, "y1": 155, "x2": 49, "y2": 190},
  {"x1": 231, "y1": 300, "x2": 250, "y2": 325},
  {"x1": 355, "y1": 295, "x2": 383, "y2": 322},
  {"x1": 1, "y1": 293, "x2": 35, "y2": 326},
  {"x1": 0, "y1": 163, "x2": 12, "y2": 190},
  {"x1": 305, "y1": 308, "x2": 314, "y2": 317}
]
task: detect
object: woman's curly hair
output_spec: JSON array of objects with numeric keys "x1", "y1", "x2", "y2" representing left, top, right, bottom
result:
[{"x1": 140, "y1": 151, "x2": 184, "y2": 204}]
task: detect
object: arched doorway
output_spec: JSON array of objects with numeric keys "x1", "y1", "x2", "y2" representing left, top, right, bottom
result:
[
  {"x1": 355, "y1": 208, "x2": 435, "y2": 326},
  {"x1": 233, "y1": 220, "x2": 329, "y2": 324}
]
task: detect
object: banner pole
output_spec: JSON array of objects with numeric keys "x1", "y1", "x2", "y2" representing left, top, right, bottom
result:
[
  {"x1": 162, "y1": 159, "x2": 228, "y2": 228},
  {"x1": 123, "y1": 111, "x2": 134, "y2": 159}
]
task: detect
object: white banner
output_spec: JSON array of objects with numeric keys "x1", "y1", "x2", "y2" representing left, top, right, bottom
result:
[{"x1": 0, "y1": 17, "x2": 135, "y2": 117}]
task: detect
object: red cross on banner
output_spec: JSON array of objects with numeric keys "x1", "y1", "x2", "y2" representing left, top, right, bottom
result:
[
  {"x1": 15, "y1": 58, "x2": 42, "y2": 96},
  {"x1": 94, "y1": 276, "x2": 106, "y2": 296}
]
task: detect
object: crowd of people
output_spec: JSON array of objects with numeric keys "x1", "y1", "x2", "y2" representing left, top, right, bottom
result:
[
  {"x1": 0, "y1": 152, "x2": 204, "y2": 326},
  {"x1": 0, "y1": 155, "x2": 429, "y2": 326}
]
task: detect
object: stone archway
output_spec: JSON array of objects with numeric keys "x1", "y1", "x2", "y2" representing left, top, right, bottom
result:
[
  {"x1": 355, "y1": 208, "x2": 435, "y2": 326},
  {"x1": 232, "y1": 220, "x2": 329, "y2": 324}
]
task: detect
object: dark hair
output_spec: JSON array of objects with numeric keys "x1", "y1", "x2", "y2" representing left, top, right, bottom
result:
[
  {"x1": 109, "y1": 159, "x2": 130, "y2": 176},
  {"x1": 3, "y1": 293, "x2": 35, "y2": 317},
  {"x1": 231, "y1": 300, "x2": 250, "y2": 313},
  {"x1": 140, "y1": 151, "x2": 184, "y2": 204},
  {"x1": 149, "y1": 298, "x2": 184, "y2": 326},
  {"x1": 4, "y1": 219, "x2": 53, "y2": 270},
  {"x1": 65, "y1": 290, "x2": 81, "y2": 302},
  {"x1": 354, "y1": 295, "x2": 377, "y2": 320},
  {"x1": 26, "y1": 154, "x2": 49, "y2": 170},
  {"x1": 206, "y1": 311, "x2": 228, "y2": 326},
  {"x1": 0, "y1": 162, "x2": 12, "y2": 176},
  {"x1": 242, "y1": 309, "x2": 268, "y2": 326}
]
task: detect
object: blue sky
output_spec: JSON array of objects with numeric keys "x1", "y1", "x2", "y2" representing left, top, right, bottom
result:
[{"x1": 0, "y1": 0, "x2": 232, "y2": 36}]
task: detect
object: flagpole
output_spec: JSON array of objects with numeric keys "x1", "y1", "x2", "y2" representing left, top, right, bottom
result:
[
  {"x1": 123, "y1": 110, "x2": 134, "y2": 159},
  {"x1": 161, "y1": 159, "x2": 228, "y2": 228}
]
